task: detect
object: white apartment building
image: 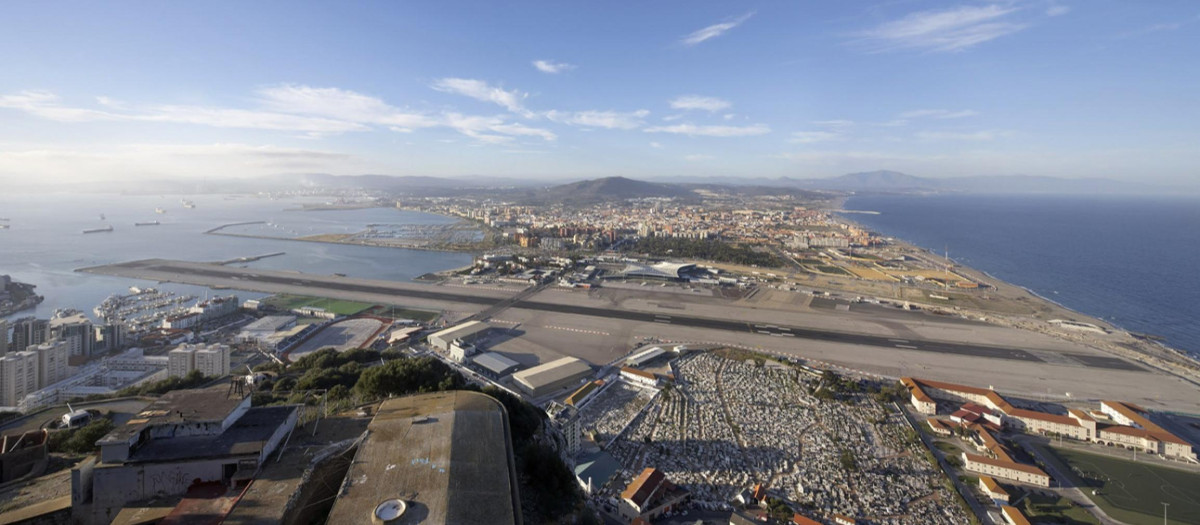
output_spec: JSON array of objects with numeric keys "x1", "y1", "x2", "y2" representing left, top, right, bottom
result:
[
  {"x1": 34, "y1": 340, "x2": 69, "y2": 388},
  {"x1": 168, "y1": 344, "x2": 230, "y2": 378},
  {"x1": 0, "y1": 350, "x2": 39, "y2": 407}
]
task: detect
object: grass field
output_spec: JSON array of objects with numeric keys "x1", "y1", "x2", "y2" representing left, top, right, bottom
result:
[
  {"x1": 1049, "y1": 446, "x2": 1200, "y2": 525},
  {"x1": 261, "y1": 294, "x2": 376, "y2": 316},
  {"x1": 1019, "y1": 492, "x2": 1099, "y2": 525}
]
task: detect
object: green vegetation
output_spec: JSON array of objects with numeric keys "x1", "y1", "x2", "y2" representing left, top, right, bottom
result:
[
  {"x1": 354, "y1": 356, "x2": 466, "y2": 397},
  {"x1": 117, "y1": 369, "x2": 210, "y2": 396},
  {"x1": 839, "y1": 448, "x2": 858, "y2": 471},
  {"x1": 765, "y1": 497, "x2": 794, "y2": 521},
  {"x1": 934, "y1": 441, "x2": 960, "y2": 454},
  {"x1": 1048, "y1": 446, "x2": 1200, "y2": 525},
  {"x1": 260, "y1": 294, "x2": 375, "y2": 316},
  {"x1": 1019, "y1": 492, "x2": 1100, "y2": 525},
  {"x1": 815, "y1": 264, "x2": 852, "y2": 276},
  {"x1": 629, "y1": 237, "x2": 784, "y2": 267},
  {"x1": 48, "y1": 417, "x2": 115, "y2": 454},
  {"x1": 367, "y1": 305, "x2": 440, "y2": 322}
]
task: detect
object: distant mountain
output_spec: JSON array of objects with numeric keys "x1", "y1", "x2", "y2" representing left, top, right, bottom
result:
[
  {"x1": 535, "y1": 176, "x2": 697, "y2": 204},
  {"x1": 797, "y1": 170, "x2": 938, "y2": 191},
  {"x1": 647, "y1": 171, "x2": 1162, "y2": 195}
]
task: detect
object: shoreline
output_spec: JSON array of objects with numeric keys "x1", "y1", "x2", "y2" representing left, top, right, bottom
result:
[{"x1": 829, "y1": 200, "x2": 1200, "y2": 378}]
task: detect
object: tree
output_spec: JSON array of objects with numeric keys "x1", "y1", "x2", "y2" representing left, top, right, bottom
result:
[{"x1": 353, "y1": 356, "x2": 465, "y2": 398}]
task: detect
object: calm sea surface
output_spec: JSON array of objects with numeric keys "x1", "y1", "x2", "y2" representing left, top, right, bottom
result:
[
  {"x1": 0, "y1": 193, "x2": 472, "y2": 320},
  {"x1": 843, "y1": 194, "x2": 1200, "y2": 357}
]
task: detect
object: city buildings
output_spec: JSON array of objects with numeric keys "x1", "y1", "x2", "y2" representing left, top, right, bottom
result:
[
  {"x1": 0, "y1": 350, "x2": 38, "y2": 407},
  {"x1": 50, "y1": 310, "x2": 95, "y2": 358},
  {"x1": 7, "y1": 317, "x2": 49, "y2": 353},
  {"x1": 168, "y1": 343, "x2": 231, "y2": 378},
  {"x1": 33, "y1": 340, "x2": 68, "y2": 388}
]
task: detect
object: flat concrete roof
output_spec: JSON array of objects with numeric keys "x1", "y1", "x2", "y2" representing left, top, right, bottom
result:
[
  {"x1": 471, "y1": 352, "x2": 521, "y2": 375},
  {"x1": 429, "y1": 320, "x2": 490, "y2": 342},
  {"x1": 124, "y1": 405, "x2": 296, "y2": 463},
  {"x1": 98, "y1": 386, "x2": 248, "y2": 446},
  {"x1": 324, "y1": 391, "x2": 519, "y2": 525},
  {"x1": 512, "y1": 357, "x2": 592, "y2": 390}
]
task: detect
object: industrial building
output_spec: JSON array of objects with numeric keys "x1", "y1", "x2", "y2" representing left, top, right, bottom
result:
[
  {"x1": 961, "y1": 453, "x2": 1051, "y2": 487},
  {"x1": 236, "y1": 315, "x2": 297, "y2": 344},
  {"x1": 470, "y1": 351, "x2": 521, "y2": 378},
  {"x1": 428, "y1": 320, "x2": 492, "y2": 351},
  {"x1": 324, "y1": 391, "x2": 520, "y2": 525},
  {"x1": 625, "y1": 346, "x2": 666, "y2": 367},
  {"x1": 512, "y1": 356, "x2": 592, "y2": 397},
  {"x1": 72, "y1": 386, "x2": 299, "y2": 524},
  {"x1": 619, "y1": 261, "x2": 697, "y2": 281}
]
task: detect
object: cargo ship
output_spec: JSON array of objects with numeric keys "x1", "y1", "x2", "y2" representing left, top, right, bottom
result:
[
  {"x1": 83, "y1": 225, "x2": 114, "y2": 234},
  {"x1": 135, "y1": 221, "x2": 160, "y2": 226}
]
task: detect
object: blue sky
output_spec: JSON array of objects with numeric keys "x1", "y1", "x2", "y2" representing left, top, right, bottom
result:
[{"x1": 1, "y1": 1, "x2": 1197, "y2": 185}]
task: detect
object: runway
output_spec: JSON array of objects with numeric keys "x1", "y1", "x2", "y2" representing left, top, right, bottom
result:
[{"x1": 81, "y1": 259, "x2": 1143, "y2": 371}]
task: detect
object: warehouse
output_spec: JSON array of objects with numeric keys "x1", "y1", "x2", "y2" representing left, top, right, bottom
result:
[
  {"x1": 512, "y1": 357, "x2": 593, "y2": 397},
  {"x1": 237, "y1": 316, "x2": 297, "y2": 344},
  {"x1": 427, "y1": 321, "x2": 491, "y2": 351},
  {"x1": 470, "y1": 352, "x2": 521, "y2": 378}
]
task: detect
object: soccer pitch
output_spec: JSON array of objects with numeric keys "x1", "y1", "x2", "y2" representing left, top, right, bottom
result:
[{"x1": 1050, "y1": 446, "x2": 1200, "y2": 525}]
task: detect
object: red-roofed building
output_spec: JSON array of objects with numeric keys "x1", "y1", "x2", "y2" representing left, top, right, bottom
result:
[
  {"x1": 792, "y1": 513, "x2": 823, "y2": 525},
  {"x1": 619, "y1": 468, "x2": 690, "y2": 522},
  {"x1": 962, "y1": 453, "x2": 1051, "y2": 487}
]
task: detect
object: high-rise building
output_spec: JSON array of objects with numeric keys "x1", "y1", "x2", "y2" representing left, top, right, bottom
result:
[
  {"x1": 50, "y1": 311, "x2": 95, "y2": 358},
  {"x1": 0, "y1": 320, "x2": 8, "y2": 355},
  {"x1": 167, "y1": 346, "x2": 196, "y2": 378},
  {"x1": 0, "y1": 350, "x2": 39, "y2": 407},
  {"x1": 33, "y1": 340, "x2": 69, "y2": 387},
  {"x1": 9, "y1": 317, "x2": 50, "y2": 353},
  {"x1": 96, "y1": 323, "x2": 128, "y2": 353},
  {"x1": 194, "y1": 344, "x2": 230, "y2": 378},
  {"x1": 168, "y1": 343, "x2": 231, "y2": 378}
]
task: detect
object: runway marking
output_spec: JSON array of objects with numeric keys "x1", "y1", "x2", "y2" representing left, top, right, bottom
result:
[
  {"x1": 895, "y1": 344, "x2": 918, "y2": 349},
  {"x1": 546, "y1": 325, "x2": 610, "y2": 336},
  {"x1": 889, "y1": 339, "x2": 910, "y2": 343}
]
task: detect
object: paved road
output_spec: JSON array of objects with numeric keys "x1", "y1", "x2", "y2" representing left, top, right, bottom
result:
[{"x1": 83, "y1": 260, "x2": 1146, "y2": 371}]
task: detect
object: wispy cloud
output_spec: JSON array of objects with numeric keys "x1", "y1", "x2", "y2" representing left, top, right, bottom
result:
[
  {"x1": 899, "y1": 108, "x2": 979, "y2": 119},
  {"x1": 532, "y1": 60, "x2": 576, "y2": 74},
  {"x1": 916, "y1": 130, "x2": 998, "y2": 141},
  {"x1": 684, "y1": 154, "x2": 714, "y2": 161},
  {"x1": 0, "y1": 86, "x2": 558, "y2": 144},
  {"x1": 681, "y1": 11, "x2": 755, "y2": 46},
  {"x1": 1046, "y1": 5, "x2": 1070, "y2": 17},
  {"x1": 649, "y1": 141, "x2": 664, "y2": 149},
  {"x1": 545, "y1": 109, "x2": 649, "y2": 130},
  {"x1": 431, "y1": 78, "x2": 533, "y2": 117},
  {"x1": 789, "y1": 131, "x2": 842, "y2": 144},
  {"x1": 644, "y1": 123, "x2": 770, "y2": 137},
  {"x1": 855, "y1": 4, "x2": 1028, "y2": 52},
  {"x1": 669, "y1": 95, "x2": 731, "y2": 112}
]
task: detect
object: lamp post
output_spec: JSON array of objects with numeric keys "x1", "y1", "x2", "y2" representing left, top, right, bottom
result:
[{"x1": 1162, "y1": 501, "x2": 1169, "y2": 525}]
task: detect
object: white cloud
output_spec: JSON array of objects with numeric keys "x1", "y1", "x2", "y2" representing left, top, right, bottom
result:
[
  {"x1": 681, "y1": 11, "x2": 755, "y2": 46},
  {"x1": 431, "y1": 78, "x2": 533, "y2": 117},
  {"x1": 916, "y1": 130, "x2": 997, "y2": 141},
  {"x1": 1046, "y1": 5, "x2": 1070, "y2": 17},
  {"x1": 545, "y1": 109, "x2": 649, "y2": 129},
  {"x1": 899, "y1": 109, "x2": 979, "y2": 119},
  {"x1": 0, "y1": 86, "x2": 557, "y2": 144},
  {"x1": 789, "y1": 131, "x2": 842, "y2": 144},
  {"x1": 855, "y1": 4, "x2": 1028, "y2": 52},
  {"x1": 644, "y1": 123, "x2": 770, "y2": 137},
  {"x1": 812, "y1": 119, "x2": 856, "y2": 129},
  {"x1": 532, "y1": 60, "x2": 576, "y2": 74},
  {"x1": 649, "y1": 142, "x2": 664, "y2": 149},
  {"x1": 669, "y1": 95, "x2": 732, "y2": 112}
]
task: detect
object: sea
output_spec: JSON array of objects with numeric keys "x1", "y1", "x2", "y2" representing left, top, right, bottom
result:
[
  {"x1": 842, "y1": 193, "x2": 1200, "y2": 358},
  {"x1": 0, "y1": 193, "x2": 473, "y2": 321}
]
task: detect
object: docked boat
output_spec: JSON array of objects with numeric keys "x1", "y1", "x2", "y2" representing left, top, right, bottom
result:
[
  {"x1": 135, "y1": 221, "x2": 161, "y2": 226},
  {"x1": 155, "y1": 207, "x2": 166, "y2": 214},
  {"x1": 181, "y1": 199, "x2": 196, "y2": 209},
  {"x1": 83, "y1": 225, "x2": 114, "y2": 234}
]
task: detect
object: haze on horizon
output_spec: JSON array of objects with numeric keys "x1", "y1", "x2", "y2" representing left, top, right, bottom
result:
[{"x1": 1, "y1": 1, "x2": 1197, "y2": 187}]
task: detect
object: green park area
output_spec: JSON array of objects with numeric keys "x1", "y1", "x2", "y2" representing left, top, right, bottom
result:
[
  {"x1": 1049, "y1": 446, "x2": 1200, "y2": 525},
  {"x1": 259, "y1": 294, "x2": 376, "y2": 316}
]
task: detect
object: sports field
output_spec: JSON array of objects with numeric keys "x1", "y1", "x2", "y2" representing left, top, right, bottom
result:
[
  {"x1": 1050, "y1": 446, "x2": 1200, "y2": 525},
  {"x1": 260, "y1": 294, "x2": 375, "y2": 316}
]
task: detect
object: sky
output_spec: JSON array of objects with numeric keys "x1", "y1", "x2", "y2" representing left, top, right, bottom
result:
[{"x1": 1, "y1": 1, "x2": 1197, "y2": 186}]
